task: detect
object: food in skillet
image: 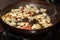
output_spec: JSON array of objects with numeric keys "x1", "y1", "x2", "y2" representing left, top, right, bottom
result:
[{"x1": 2, "y1": 5, "x2": 52, "y2": 30}]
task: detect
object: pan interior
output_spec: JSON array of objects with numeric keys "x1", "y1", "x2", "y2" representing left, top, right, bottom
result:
[{"x1": 1, "y1": 1, "x2": 57, "y2": 30}]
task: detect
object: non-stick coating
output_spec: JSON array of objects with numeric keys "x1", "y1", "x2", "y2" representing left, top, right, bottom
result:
[{"x1": 0, "y1": 1, "x2": 58, "y2": 35}]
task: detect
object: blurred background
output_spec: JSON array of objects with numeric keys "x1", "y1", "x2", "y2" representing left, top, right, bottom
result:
[{"x1": 0, "y1": 0, "x2": 60, "y2": 10}]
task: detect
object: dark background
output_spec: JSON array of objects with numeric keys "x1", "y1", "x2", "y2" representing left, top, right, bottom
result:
[{"x1": 0, "y1": 0, "x2": 60, "y2": 10}]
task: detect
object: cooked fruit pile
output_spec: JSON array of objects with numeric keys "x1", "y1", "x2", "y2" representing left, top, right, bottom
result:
[{"x1": 2, "y1": 5, "x2": 52, "y2": 30}]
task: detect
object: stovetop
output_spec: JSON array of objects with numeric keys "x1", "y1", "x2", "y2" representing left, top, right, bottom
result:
[
  {"x1": 0, "y1": 0, "x2": 60, "y2": 40},
  {"x1": 0, "y1": 22, "x2": 60, "y2": 40}
]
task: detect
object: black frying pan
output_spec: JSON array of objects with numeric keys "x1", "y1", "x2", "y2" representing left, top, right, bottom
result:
[{"x1": 0, "y1": 1, "x2": 58, "y2": 35}]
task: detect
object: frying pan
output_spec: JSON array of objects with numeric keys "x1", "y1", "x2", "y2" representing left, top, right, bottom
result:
[{"x1": 0, "y1": 1, "x2": 58, "y2": 35}]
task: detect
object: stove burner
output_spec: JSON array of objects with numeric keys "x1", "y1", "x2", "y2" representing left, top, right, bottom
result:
[
  {"x1": 0, "y1": 30, "x2": 53, "y2": 40},
  {"x1": 0, "y1": 22, "x2": 60, "y2": 40}
]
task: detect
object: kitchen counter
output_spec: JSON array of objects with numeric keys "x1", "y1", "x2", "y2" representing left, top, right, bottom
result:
[{"x1": 0, "y1": 0, "x2": 17, "y2": 10}]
